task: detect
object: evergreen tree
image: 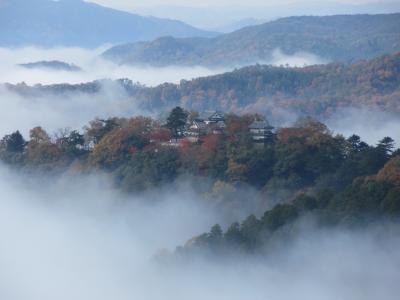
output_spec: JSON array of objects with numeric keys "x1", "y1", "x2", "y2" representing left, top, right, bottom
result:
[
  {"x1": 166, "y1": 107, "x2": 188, "y2": 140},
  {"x1": 2, "y1": 131, "x2": 26, "y2": 153}
]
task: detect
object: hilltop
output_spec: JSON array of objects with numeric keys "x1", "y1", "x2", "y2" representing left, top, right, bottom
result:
[
  {"x1": 0, "y1": 0, "x2": 216, "y2": 47},
  {"x1": 103, "y1": 14, "x2": 400, "y2": 67}
]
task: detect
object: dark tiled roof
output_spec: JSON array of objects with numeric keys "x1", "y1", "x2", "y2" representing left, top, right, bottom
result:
[{"x1": 190, "y1": 120, "x2": 207, "y2": 129}]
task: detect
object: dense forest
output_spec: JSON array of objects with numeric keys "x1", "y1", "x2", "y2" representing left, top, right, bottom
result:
[
  {"x1": 178, "y1": 155, "x2": 400, "y2": 257},
  {"x1": 103, "y1": 14, "x2": 400, "y2": 67},
  {"x1": 130, "y1": 52, "x2": 400, "y2": 121},
  {"x1": 5, "y1": 52, "x2": 400, "y2": 124},
  {"x1": 1, "y1": 108, "x2": 399, "y2": 257}
]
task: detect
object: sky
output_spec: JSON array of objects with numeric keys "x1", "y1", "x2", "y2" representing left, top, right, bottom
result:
[
  {"x1": 87, "y1": 0, "x2": 400, "y2": 30},
  {"x1": 89, "y1": 0, "x2": 397, "y2": 8}
]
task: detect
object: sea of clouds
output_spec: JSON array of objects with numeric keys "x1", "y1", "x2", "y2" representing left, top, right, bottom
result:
[
  {"x1": 0, "y1": 47, "x2": 224, "y2": 86},
  {"x1": 0, "y1": 164, "x2": 399, "y2": 300},
  {"x1": 0, "y1": 46, "x2": 329, "y2": 138},
  {"x1": 0, "y1": 45, "x2": 399, "y2": 299}
]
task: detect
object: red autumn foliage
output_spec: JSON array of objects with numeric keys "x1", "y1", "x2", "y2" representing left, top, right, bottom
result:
[
  {"x1": 201, "y1": 134, "x2": 220, "y2": 152},
  {"x1": 179, "y1": 138, "x2": 192, "y2": 149},
  {"x1": 277, "y1": 128, "x2": 308, "y2": 143},
  {"x1": 151, "y1": 128, "x2": 171, "y2": 143}
]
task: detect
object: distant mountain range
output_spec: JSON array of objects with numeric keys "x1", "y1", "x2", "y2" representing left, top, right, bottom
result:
[
  {"x1": 103, "y1": 14, "x2": 400, "y2": 67},
  {"x1": 0, "y1": 0, "x2": 216, "y2": 48},
  {"x1": 212, "y1": 18, "x2": 267, "y2": 33},
  {"x1": 19, "y1": 61, "x2": 82, "y2": 72},
  {"x1": 6, "y1": 52, "x2": 400, "y2": 124},
  {"x1": 133, "y1": 2, "x2": 400, "y2": 32}
]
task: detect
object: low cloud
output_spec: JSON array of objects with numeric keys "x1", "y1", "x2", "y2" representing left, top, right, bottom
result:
[
  {"x1": 0, "y1": 46, "x2": 226, "y2": 138},
  {"x1": 0, "y1": 83, "x2": 141, "y2": 138},
  {"x1": 0, "y1": 41, "x2": 398, "y2": 300},
  {"x1": 267, "y1": 49, "x2": 327, "y2": 67},
  {"x1": 0, "y1": 164, "x2": 399, "y2": 300},
  {"x1": 0, "y1": 47, "x2": 224, "y2": 86},
  {"x1": 0, "y1": 165, "x2": 221, "y2": 300},
  {"x1": 327, "y1": 107, "x2": 400, "y2": 146}
]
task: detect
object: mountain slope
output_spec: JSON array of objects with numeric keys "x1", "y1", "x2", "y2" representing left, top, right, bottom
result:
[
  {"x1": 0, "y1": 0, "x2": 216, "y2": 48},
  {"x1": 129, "y1": 52, "x2": 400, "y2": 121},
  {"x1": 7, "y1": 53, "x2": 400, "y2": 123},
  {"x1": 103, "y1": 14, "x2": 400, "y2": 67}
]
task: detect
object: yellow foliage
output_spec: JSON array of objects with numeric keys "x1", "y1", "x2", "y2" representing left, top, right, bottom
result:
[{"x1": 377, "y1": 156, "x2": 400, "y2": 186}]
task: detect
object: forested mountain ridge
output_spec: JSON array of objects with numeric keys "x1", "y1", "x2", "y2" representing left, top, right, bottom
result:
[
  {"x1": 1, "y1": 109, "x2": 399, "y2": 256},
  {"x1": 103, "y1": 13, "x2": 400, "y2": 67},
  {"x1": 2, "y1": 79, "x2": 142, "y2": 97},
  {"x1": 178, "y1": 155, "x2": 400, "y2": 257},
  {"x1": 0, "y1": 0, "x2": 216, "y2": 47},
  {"x1": 19, "y1": 61, "x2": 82, "y2": 72},
  {"x1": 1, "y1": 109, "x2": 398, "y2": 201},
  {"x1": 128, "y1": 52, "x2": 400, "y2": 121},
  {"x1": 5, "y1": 52, "x2": 400, "y2": 123}
]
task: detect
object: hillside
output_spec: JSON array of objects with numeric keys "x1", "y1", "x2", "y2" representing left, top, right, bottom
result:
[
  {"x1": 129, "y1": 52, "x2": 400, "y2": 122},
  {"x1": 5, "y1": 53, "x2": 400, "y2": 124},
  {"x1": 1, "y1": 107, "x2": 399, "y2": 249},
  {"x1": 180, "y1": 155, "x2": 400, "y2": 257},
  {"x1": 0, "y1": 0, "x2": 216, "y2": 48},
  {"x1": 103, "y1": 14, "x2": 400, "y2": 67}
]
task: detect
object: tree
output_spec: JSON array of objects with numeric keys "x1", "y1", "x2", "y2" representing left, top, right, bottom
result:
[
  {"x1": 209, "y1": 224, "x2": 223, "y2": 241},
  {"x1": 166, "y1": 107, "x2": 188, "y2": 139},
  {"x1": 89, "y1": 117, "x2": 154, "y2": 169},
  {"x1": 377, "y1": 137, "x2": 395, "y2": 157},
  {"x1": 377, "y1": 156, "x2": 400, "y2": 186},
  {"x1": 116, "y1": 147, "x2": 180, "y2": 191},
  {"x1": 1, "y1": 131, "x2": 25, "y2": 153},
  {"x1": 224, "y1": 113, "x2": 254, "y2": 138},
  {"x1": 56, "y1": 130, "x2": 85, "y2": 157},
  {"x1": 226, "y1": 159, "x2": 249, "y2": 183},
  {"x1": 26, "y1": 127, "x2": 64, "y2": 167},
  {"x1": 346, "y1": 135, "x2": 368, "y2": 155},
  {"x1": 262, "y1": 204, "x2": 298, "y2": 231},
  {"x1": 90, "y1": 128, "x2": 149, "y2": 169},
  {"x1": 224, "y1": 222, "x2": 244, "y2": 246},
  {"x1": 29, "y1": 127, "x2": 50, "y2": 144},
  {"x1": 293, "y1": 194, "x2": 318, "y2": 212},
  {"x1": 381, "y1": 187, "x2": 400, "y2": 216},
  {"x1": 240, "y1": 215, "x2": 261, "y2": 249},
  {"x1": 84, "y1": 118, "x2": 119, "y2": 145},
  {"x1": 0, "y1": 131, "x2": 26, "y2": 165}
]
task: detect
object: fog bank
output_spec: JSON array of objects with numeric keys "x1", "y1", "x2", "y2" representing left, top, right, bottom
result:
[
  {"x1": 0, "y1": 164, "x2": 399, "y2": 300},
  {"x1": 266, "y1": 49, "x2": 327, "y2": 67},
  {"x1": 0, "y1": 83, "x2": 141, "y2": 138},
  {"x1": 0, "y1": 47, "x2": 224, "y2": 86},
  {"x1": 327, "y1": 108, "x2": 400, "y2": 146}
]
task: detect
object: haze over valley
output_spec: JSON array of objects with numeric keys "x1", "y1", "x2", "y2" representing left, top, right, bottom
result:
[{"x1": 1, "y1": 1, "x2": 400, "y2": 299}]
